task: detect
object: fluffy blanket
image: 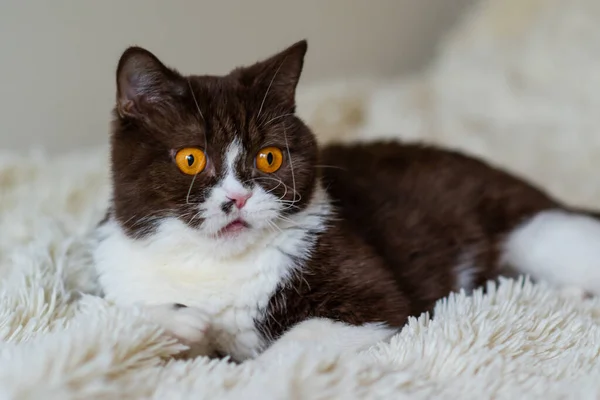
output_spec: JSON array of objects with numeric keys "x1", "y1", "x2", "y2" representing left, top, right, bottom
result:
[{"x1": 3, "y1": 0, "x2": 600, "y2": 398}]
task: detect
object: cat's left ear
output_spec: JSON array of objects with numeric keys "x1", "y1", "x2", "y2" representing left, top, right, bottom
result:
[{"x1": 232, "y1": 40, "x2": 308, "y2": 111}]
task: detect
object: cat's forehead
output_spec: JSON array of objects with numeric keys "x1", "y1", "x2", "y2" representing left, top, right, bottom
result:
[
  {"x1": 180, "y1": 77, "x2": 281, "y2": 146},
  {"x1": 135, "y1": 72, "x2": 290, "y2": 156}
]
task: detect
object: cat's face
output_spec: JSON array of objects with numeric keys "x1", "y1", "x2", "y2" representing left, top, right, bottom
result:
[{"x1": 110, "y1": 41, "x2": 318, "y2": 250}]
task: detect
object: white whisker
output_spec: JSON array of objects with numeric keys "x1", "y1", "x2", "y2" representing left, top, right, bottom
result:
[
  {"x1": 267, "y1": 219, "x2": 283, "y2": 234},
  {"x1": 185, "y1": 173, "x2": 199, "y2": 205},
  {"x1": 188, "y1": 209, "x2": 204, "y2": 225},
  {"x1": 245, "y1": 176, "x2": 285, "y2": 194},
  {"x1": 257, "y1": 55, "x2": 288, "y2": 120},
  {"x1": 276, "y1": 215, "x2": 302, "y2": 227},
  {"x1": 282, "y1": 123, "x2": 300, "y2": 210},
  {"x1": 261, "y1": 113, "x2": 294, "y2": 128},
  {"x1": 187, "y1": 78, "x2": 208, "y2": 152}
]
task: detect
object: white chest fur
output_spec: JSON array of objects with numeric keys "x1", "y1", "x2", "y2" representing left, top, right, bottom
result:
[{"x1": 93, "y1": 190, "x2": 330, "y2": 360}]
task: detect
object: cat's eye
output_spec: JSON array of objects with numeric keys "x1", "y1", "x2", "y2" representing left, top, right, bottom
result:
[
  {"x1": 256, "y1": 147, "x2": 283, "y2": 173},
  {"x1": 175, "y1": 147, "x2": 206, "y2": 175}
]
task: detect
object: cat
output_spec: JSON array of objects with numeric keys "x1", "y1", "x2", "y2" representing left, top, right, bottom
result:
[{"x1": 93, "y1": 39, "x2": 600, "y2": 362}]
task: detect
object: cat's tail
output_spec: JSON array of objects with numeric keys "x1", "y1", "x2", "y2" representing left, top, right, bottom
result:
[{"x1": 500, "y1": 205, "x2": 600, "y2": 296}]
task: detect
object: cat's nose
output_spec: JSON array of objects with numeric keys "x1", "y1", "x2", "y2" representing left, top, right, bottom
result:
[{"x1": 225, "y1": 192, "x2": 252, "y2": 209}]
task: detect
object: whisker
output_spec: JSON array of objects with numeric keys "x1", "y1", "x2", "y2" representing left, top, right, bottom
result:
[
  {"x1": 300, "y1": 272, "x2": 312, "y2": 292},
  {"x1": 185, "y1": 173, "x2": 199, "y2": 205},
  {"x1": 265, "y1": 182, "x2": 284, "y2": 195},
  {"x1": 183, "y1": 79, "x2": 208, "y2": 206},
  {"x1": 261, "y1": 113, "x2": 294, "y2": 128},
  {"x1": 245, "y1": 176, "x2": 286, "y2": 195},
  {"x1": 265, "y1": 222, "x2": 276, "y2": 235},
  {"x1": 277, "y1": 200, "x2": 300, "y2": 205},
  {"x1": 245, "y1": 176, "x2": 282, "y2": 183},
  {"x1": 187, "y1": 79, "x2": 205, "y2": 122},
  {"x1": 267, "y1": 219, "x2": 283, "y2": 234},
  {"x1": 254, "y1": 177, "x2": 287, "y2": 193},
  {"x1": 275, "y1": 215, "x2": 302, "y2": 226},
  {"x1": 279, "y1": 182, "x2": 289, "y2": 203},
  {"x1": 245, "y1": 176, "x2": 302, "y2": 202},
  {"x1": 257, "y1": 55, "x2": 288, "y2": 120},
  {"x1": 279, "y1": 207, "x2": 301, "y2": 212},
  {"x1": 124, "y1": 208, "x2": 177, "y2": 228},
  {"x1": 187, "y1": 78, "x2": 208, "y2": 152},
  {"x1": 188, "y1": 210, "x2": 204, "y2": 225},
  {"x1": 282, "y1": 123, "x2": 301, "y2": 210}
]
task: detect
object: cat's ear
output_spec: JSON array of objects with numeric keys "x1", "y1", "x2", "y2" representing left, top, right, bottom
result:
[
  {"x1": 233, "y1": 40, "x2": 308, "y2": 111},
  {"x1": 115, "y1": 47, "x2": 184, "y2": 118}
]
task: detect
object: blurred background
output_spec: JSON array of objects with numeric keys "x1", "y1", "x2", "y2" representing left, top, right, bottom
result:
[
  {"x1": 0, "y1": 0, "x2": 474, "y2": 152},
  {"x1": 2, "y1": 0, "x2": 600, "y2": 208}
]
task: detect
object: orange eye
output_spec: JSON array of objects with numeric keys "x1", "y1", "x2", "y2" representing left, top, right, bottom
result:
[
  {"x1": 256, "y1": 147, "x2": 283, "y2": 173},
  {"x1": 175, "y1": 147, "x2": 206, "y2": 175}
]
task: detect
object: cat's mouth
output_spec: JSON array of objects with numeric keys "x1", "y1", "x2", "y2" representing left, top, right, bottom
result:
[{"x1": 218, "y1": 218, "x2": 250, "y2": 236}]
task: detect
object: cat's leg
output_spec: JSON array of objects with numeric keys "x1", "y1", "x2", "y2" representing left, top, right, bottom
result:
[
  {"x1": 142, "y1": 303, "x2": 213, "y2": 355},
  {"x1": 258, "y1": 318, "x2": 398, "y2": 360},
  {"x1": 502, "y1": 208, "x2": 600, "y2": 296}
]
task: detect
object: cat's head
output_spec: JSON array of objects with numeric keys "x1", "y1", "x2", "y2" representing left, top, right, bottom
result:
[{"x1": 110, "y1": 40, "x2": 319, "y2": 251}]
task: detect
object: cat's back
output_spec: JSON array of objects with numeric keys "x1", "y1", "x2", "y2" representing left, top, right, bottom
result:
[
  {"x1": 320, "y1": 141, "x2": 487, "y2": 227},
  {"x1": 317, "y1": 141, "x2": 557, "y2": 311},
  {"x1": 321, "y1": 141, "x2": 520, "y2": 205},
  {"x1": 319, "y1": 141, "x2": 496, "y2": 267},
  {"x1": 319, "y1": 141, "x2": 554, "y2": 231}
]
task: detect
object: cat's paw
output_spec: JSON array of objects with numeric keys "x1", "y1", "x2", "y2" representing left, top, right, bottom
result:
[{"x1": 143, "y1": 303, "x2": 211, "y2": 344}]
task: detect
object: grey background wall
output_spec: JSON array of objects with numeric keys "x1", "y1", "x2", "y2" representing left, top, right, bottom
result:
[{"x1": 0, "y1": 0, "x2": 475, "y2": 153}]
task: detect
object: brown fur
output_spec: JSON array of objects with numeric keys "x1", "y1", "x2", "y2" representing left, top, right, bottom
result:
[
  {"x1": 259, "y1": 142, "x2": 559, "y2": 340},
  {"x1": 110, "y1": 41, "x2": 317, "y2": 237},
  {"x1": 106, "y1": 40, "x2": 569, "y2": 352}
]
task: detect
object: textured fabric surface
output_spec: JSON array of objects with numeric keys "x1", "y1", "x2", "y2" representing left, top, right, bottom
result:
[
  {"x1": 309, "y1": 0, "x2": 600, "y2": 209},
  {"x1": 2, "y1": 0, "x2": 600, "y2": 398}
]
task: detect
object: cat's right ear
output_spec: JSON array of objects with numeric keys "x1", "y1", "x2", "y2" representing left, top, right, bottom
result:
[{"x1": 115, "y1": 47, "x2": 183, "y2": 118}]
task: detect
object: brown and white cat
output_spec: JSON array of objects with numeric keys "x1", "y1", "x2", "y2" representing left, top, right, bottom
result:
[{"x1": 93, "y1": 40, "x2": 600, "y2": 362}]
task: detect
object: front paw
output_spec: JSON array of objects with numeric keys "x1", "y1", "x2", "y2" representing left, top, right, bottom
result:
[{"x1": 143, "y1": 303, "x2": 211, "y2": 345}]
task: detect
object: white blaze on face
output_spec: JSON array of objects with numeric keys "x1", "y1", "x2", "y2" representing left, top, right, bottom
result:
[
  {"x1": 221, "y1": 140, "x2": 247, "y2": 198},
  {"x1": 199, "y1": 140, "x2": 283, "y2": 239}
]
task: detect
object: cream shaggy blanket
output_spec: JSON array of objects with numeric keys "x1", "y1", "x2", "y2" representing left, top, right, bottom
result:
[{"x1": 3, "y1": 0, "x2": 600, "y2": 398}]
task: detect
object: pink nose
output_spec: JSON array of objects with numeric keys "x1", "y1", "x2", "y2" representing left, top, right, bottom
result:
[{"x1": 226, "y1": 192, "x2": 252, "y2": 209}]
